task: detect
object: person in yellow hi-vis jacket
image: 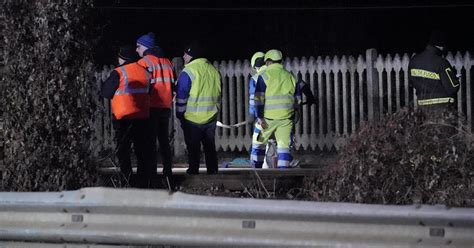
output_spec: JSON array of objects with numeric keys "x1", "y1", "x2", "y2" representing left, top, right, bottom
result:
[
  {"x1": 251, "y1": 49, "x2": 301, "y2": 168},
  {"x1": 175, "y1": 42, "x2": 222, "y2": 175}
]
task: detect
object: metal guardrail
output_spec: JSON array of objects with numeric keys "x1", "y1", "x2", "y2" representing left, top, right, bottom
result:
[{"x1": 0, "y1": 187, "x2": 473, "y2": 247}]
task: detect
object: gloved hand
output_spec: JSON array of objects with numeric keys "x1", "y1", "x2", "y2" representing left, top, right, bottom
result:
[{"x1": 257, "y1": 118, "x2": 268, "y2": 129}]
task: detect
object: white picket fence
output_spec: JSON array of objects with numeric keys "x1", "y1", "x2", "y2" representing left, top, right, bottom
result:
[{"x1": 93, "y1": 49, "x2": 473, "y2": 154}]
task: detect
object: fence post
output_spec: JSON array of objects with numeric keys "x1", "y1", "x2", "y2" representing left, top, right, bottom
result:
[
  {"x1": 171, "y1": 57, "x2": 186, "y2": 159},
  {"x1": 366, "y1": 49, "x2": 380, "y2": 121}
]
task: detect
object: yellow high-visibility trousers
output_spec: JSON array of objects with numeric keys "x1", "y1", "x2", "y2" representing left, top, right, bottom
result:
[{"x1": 251, "y1": 118, "x2": 293, "y2": 168}]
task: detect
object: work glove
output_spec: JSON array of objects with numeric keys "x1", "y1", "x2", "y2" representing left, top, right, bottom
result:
[{"x1": 257, "y1": 118, "x2": 268, "y2": 130}]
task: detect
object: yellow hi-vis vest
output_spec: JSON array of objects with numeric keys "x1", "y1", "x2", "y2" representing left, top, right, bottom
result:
[
  {"x1": 183, "y1": 58, "x2": 221, "y2": 124},
  {"x1": 261, "y1": 63, "x2": 296, "y2": 120}
]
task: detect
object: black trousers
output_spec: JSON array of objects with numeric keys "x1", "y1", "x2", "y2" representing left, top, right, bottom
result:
[
  {"x1": 181, "y1": 119, "x2": 218, "y2": 174},
  {"x1": 113, "y1": 118, "x2": 155, "y2": 188},
  {"x1": 150, "y1": 108, "x2": 173, "y2": 176}
]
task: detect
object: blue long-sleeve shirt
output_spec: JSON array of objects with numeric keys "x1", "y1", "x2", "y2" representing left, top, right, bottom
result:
[
  {"x1": 248, "y1": 74, "x2": 258, "y2": 116},
  {"x1": 175, "y1": 71, "x2": 192, "y2": 120}
]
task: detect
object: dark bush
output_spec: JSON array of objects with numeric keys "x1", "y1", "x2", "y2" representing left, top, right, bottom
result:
[
  {"x1": 303, "y1": 108, "x2": 474, "y2": 206},
  {"x1": 0, "y1": 0, "x2": 101, "y2": 191}
]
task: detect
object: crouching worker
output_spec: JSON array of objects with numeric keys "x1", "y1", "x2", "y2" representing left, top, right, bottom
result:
[
  {"x1": 100, "y1": 46, "x2": 155, "y2": 188},
  {"x1": 252, "y1": 49, "x2": 297, "y2": 168}
]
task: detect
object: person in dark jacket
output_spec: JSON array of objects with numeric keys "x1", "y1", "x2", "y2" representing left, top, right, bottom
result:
[{"x1": 408, "y1": 30, "x2": 460, "y2": 114}]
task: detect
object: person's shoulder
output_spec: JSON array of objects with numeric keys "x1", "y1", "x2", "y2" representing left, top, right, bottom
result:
[
  {"x1": 121, "y1": 61, "x2": 148, "y2": 72},
  {"x1": 439, "y1": 57, "x2": 454, "y2": 68},
  {"x1": 158, "y1": 57, "x2": 173, "y2": 64}
]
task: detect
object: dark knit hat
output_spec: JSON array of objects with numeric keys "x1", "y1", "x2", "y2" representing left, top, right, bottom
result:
[
  {"x1": 429, "y1": 30, "x2": 447, "y2": 47},
  {"x1": 137, "y1": 32, "x2": 155, "y2": 49},
  {"x1": 118, "y1": 45, "x2": 138, "y2": 61},
  {"x1": 184, "y1": 41, "x2": 204, "y2": 58}
]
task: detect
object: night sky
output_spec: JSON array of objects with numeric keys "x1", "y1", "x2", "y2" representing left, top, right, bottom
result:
[{"x1": 93, "y1": 0, "x2": 473, "y2": 65}]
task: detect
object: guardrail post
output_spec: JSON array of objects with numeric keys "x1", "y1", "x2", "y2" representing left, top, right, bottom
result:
[
  {"x1": 366, "y1": 48, "x2": 380, "y2": 121},
  {"x1": 172, "y1": 57, "x2": 186, "y2": 159}
]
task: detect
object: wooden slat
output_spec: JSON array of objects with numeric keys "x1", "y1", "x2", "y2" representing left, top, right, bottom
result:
[{"x1": 89, "y1": 51, "x2": 472, "y2": 153}]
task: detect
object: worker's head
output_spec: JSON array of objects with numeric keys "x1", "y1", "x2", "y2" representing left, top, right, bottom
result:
[
  {"x1": 264, "y1": 49, "x2": 283, "y2": 65},
  {"x1": 428, "y1": 30, "x2": 447, "y2": 52},
  {"x1": 118, "y1": 45, "x2": 138, "y2": 65},
  {"x1": 136, "y1": 32, "x2": 155, "y2": 57},
  {"x1": 251, "y1": 51, "x2": 265, "y2": 69},
  {"x1": 183, "y1": 42, "x2": 203, "y2": 64}
]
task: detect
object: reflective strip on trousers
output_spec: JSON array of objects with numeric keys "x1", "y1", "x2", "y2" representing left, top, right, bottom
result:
[
  {"x1": 176, "y1": 106, "x2": 187, "y2": 112},
  {"x1": 176, "y1": 98, "x2": 188, "y2": 104},
  {"x1": 252, "y1": 144, "x2": 266, "y2": 150},
  {"x1": 277, "y1": 160, "x2": 290, "y2": 167},
  {"x1": 277, "y1": 148, "x2": 290, "y2": 154}
]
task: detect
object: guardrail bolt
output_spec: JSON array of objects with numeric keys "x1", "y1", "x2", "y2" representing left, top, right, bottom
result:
[
  {"x1": 72, "y1": 214, "x2": 84, "y2": 223},
  {"x1": 429, "y1": 227, "x2": 445, "y2": 237}
]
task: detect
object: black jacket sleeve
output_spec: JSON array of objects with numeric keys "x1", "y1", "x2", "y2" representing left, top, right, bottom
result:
[
  {"x1": 300, "y1": 81, "x2": 316, "y2": 105},
  {"x1": 439, "y1": 59, "x2": 460, "y2": 96},
  {"x1": 100, "y1": 70, "x2": 120, "y2": 99}
]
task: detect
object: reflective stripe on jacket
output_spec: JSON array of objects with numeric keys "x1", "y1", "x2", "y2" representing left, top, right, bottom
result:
[
  {"x1": 112, "y1": 63, "x2": 150, "y2": 120},
  {"x1": 180, "y1": 58, "x2": 221, "y2": 124},
  {"x1": 138, "y1": 55, "x2": 174, "y2": 108}
]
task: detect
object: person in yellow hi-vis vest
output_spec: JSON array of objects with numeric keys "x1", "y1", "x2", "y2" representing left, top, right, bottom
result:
[
  {"x1": 175, "y1": 42, "x2": 222, "y2": 174},
  {"x1": 251, "y1": 49, "x2": 300, "y2": 168}
]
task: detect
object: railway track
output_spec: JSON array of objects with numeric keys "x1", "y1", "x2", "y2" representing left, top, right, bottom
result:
[{"x1": 99, "y1": 166, "x2": 323, "y2": 192}]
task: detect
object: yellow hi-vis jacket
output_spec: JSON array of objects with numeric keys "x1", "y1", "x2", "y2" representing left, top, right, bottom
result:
[
  {"x1": 256, "y1": 63, "x2": 296, "y2": 120},
  {"x1": 182, "y1": 58, "x2": 221, "y2": 124}
]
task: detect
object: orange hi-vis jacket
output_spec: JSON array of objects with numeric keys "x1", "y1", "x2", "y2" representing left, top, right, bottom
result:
[
  {"x1": 112, "y1": 62, "x2": 151, "y2": 120},
  {"x1": 138, "y1": 55, "x2": 175, "y2": 109}
]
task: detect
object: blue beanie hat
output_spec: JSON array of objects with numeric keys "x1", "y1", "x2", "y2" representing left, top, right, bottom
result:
[{"x1": 137, "y1": 32, "x2": 155, "y2": 49}]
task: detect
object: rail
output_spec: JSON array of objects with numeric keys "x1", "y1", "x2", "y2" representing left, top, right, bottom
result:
[{"x1": 0, "y1": 187, "x2": 473, "y2": 247}]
